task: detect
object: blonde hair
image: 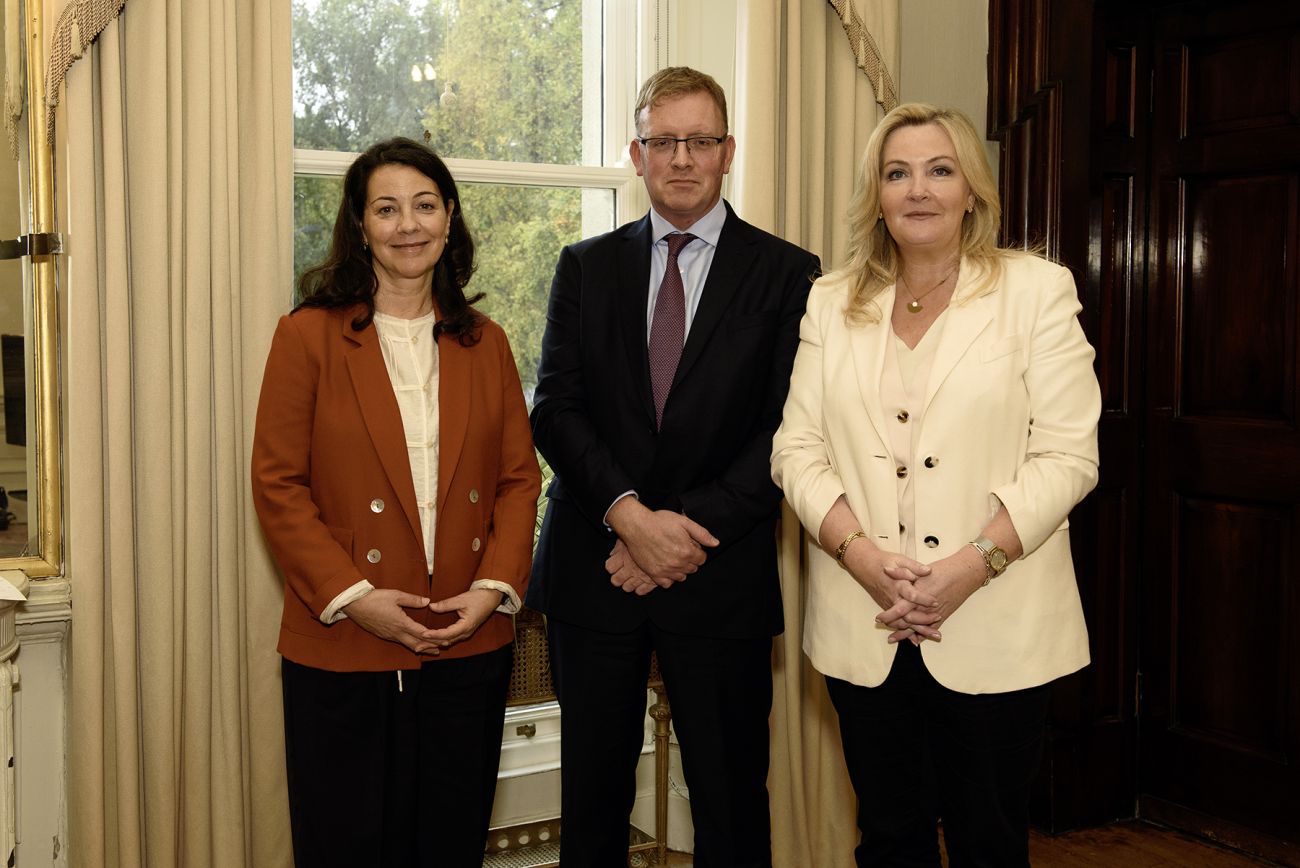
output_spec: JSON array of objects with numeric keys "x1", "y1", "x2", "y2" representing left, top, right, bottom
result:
[
  {"x1": 633, "y1": 67, "x2": 729, "y2": 135},
  {"x1": 833, "y1": 103, "x2": 1005, "y2": 324}
]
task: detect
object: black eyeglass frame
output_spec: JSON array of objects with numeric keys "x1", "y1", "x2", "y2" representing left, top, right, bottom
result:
[{"x1": 636, "y1": 135, "x2": 730, "y2": 154}]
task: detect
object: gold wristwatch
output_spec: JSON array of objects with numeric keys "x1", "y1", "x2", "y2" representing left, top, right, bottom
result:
[{"x1": 969, "y1": 535, "x2": 1009, "y2": 585}]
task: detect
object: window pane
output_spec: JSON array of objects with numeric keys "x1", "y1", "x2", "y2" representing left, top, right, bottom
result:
[
  {"x1": 292, "y1": 174, "x2": 615, "y2": 400},
  {"x1": 461, "y1": 182, "x2": 614, "y2": 398},
  {"x1": 293, "y1": 175, "x2": 343, "y2": 295},
  {"x1": 293, "y1": 0, "x2": 594, "y2": 166}
]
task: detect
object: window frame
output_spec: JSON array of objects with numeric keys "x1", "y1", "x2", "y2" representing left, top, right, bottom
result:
[{"x1": 293, "y1": 149, "x2": 642, "y2": 229}]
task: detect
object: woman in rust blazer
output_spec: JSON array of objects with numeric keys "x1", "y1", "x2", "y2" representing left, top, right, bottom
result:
[{"x1": 252, "y1": 138, "x2": 540, "y2": 868}]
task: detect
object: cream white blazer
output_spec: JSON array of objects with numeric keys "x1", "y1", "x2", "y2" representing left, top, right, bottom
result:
[{"x1": 772, "y1": 253, "x2": 1100, "y2": 694}]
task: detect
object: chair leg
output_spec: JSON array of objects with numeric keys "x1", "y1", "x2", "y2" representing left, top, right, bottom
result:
[{"x1": 648, "y1": 685, "x2": 672, "y2": 865}]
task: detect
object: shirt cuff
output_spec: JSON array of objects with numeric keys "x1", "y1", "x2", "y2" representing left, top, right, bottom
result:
[
  {"x1": 471, "y1": 579, "x2": 521, "y2": 615},
  {"x1": 604, "y1": 490, "x2": 638, "y2": 528},
  {"x1": 321, "y1": 580, "x2": 376, "y2": 624}
]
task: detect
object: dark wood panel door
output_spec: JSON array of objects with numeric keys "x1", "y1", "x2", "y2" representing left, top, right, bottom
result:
[
  {"x1": 989, "y1": 0, "x2": 1144, "y2": 832},
  {"x1": 1140, "y1": 0, "x2": 1300, "y2": 852}
]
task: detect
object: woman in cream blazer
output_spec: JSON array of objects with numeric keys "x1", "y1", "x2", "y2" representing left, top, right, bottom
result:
[{"x1": 771, "y1": 105, "x2": 1100, "y2": 867}]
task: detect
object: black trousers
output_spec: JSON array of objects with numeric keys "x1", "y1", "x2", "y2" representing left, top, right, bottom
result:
[
  {"x1": 826, "y1": 641, "x2": 1050, "y2": 868},
  {"x1": 547, "y1": 618, "x2": 774, "y2": 868},
  {"x1": 281, "y1": 645, "x2": 513, "y2": 868}
]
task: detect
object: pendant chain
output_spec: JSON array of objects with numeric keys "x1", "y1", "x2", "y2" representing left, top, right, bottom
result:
[{"x1": 899, "y1": 266, "x2": 957, "y2": 314}]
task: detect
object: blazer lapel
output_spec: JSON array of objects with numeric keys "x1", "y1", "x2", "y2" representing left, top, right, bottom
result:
[
  {"x1": 437, "y1": 329, "x2": 471, "y2": 515},
  {"x1": 923, "y1": 259, "x2": 995, "y2": 413},
  {"x1": 850, "y1": 286, "x2": 897, "y2": 455},
  {"x1": 672, "y1": 204, "x2": 751, "y2": 389},
  {"x1": 343, "y1": 313, "x2": 423, "y2": 544},
  {"x1": 617, "y1": 216, "x2": 656, "y2": 425}
]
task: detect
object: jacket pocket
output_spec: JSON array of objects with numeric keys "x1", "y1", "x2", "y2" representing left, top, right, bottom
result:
[
  {"x1": 981, "y1": 333, "x2": 1023, "y2": 362},
  {"x1": 326, "y1": 524, "x2": 355, "y2": 558}
]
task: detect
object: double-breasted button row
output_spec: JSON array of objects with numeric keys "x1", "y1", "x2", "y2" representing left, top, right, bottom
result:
[
  {"x1": 363, "y1": 494, "x2": 482, "y2": 560},
  {"x1": 371, "y1": 492, "x2": 480, "y2": 511}
]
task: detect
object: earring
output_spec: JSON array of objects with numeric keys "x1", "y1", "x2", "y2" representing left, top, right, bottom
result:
[
  {"x1": 362, "y1": 239, "x2": 369, "y2": 250},
  {"x1": 877, "y1": 212, "x2": 883, "y2": 221},
  {"x1": 966, "y1": 204, "x2": 974, "y2": 213}
]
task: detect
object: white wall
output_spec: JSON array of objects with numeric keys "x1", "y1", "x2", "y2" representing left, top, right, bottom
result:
[{"x1": 899, "y1": 0, "x2": 998, "y2": 174}]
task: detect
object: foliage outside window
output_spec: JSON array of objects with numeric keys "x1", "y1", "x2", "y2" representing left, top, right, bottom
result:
[{"x1": 292, "y1": 0, "x2": 636, "y2": 397}]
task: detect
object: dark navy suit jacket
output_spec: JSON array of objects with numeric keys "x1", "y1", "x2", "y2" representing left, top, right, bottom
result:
[{"x1": 527, "y1": 202, "x2": 819, "y2": 639}]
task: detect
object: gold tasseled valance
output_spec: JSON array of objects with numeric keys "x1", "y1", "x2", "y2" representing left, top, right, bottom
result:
[{"x1": 827, "y1": 0, "x2": 899, "y2": 111}]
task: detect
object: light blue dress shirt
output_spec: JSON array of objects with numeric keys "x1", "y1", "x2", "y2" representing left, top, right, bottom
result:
[{"x1": 644, "y1": 198, "x2": 727, "y2": 342}]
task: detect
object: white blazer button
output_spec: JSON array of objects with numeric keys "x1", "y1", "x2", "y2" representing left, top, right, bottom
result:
[
  {"x1": 469, "y1": 488, "x2": 479, "y2": 503},
  {"x1": 366, "y1": 549, "x2": 382, "y2": 563},
  {"x1": 471, "y1": 537, "x2": 481, "y2": 552},
  {"x1": 896, "y1": 465, "x2": 908, "y2": 479},
  {"x1": 924, "y1": 456, "x2": 939, "y2": 468},
  {"x1": 923, "y1": 536, "x2": 939, "y2": 548},
  {"x1": 370, "y1": 498, "x2": 385, "y2": 513}
]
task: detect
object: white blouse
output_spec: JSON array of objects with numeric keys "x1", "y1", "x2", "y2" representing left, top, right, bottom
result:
[
  {"x1": 375, "y1": 310, "x2": 442, "y2": 571},
  {"x1": 880, "y1": 309, "x2": 949, "y2": 561}
]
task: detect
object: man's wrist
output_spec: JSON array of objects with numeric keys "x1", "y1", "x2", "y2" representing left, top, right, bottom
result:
[{"x1": 606, "y1": 495, "x2": 648, "y2": 537}]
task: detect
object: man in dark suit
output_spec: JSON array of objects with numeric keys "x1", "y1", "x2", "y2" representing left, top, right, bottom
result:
[{"x1": 527, "y1": 66, "x2": 819, "y2": 868}]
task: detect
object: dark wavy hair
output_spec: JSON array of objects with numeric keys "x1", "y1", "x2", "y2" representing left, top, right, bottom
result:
[{"x1": 296, "y1": 137, "x2": 483, "y2": 344}]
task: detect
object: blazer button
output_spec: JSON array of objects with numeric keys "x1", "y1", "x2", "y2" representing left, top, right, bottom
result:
[
  {"x1": 897, "y1": 409, "x2": 910, "y2": 423},
  {"x1": 924, "y1": 456, "x2": 939, "y2": 468},
  {"x1": 366, "y1": 548, "x2": 382, "y2": 563},
  {"x1": 370, "y1": 498, "x2": 385, "y2": 513},
  {"x1": 923, "y1": 536, "x2": 939, "y2": 548},
  {"x1": 899, "y1": 523, "x2": 906, "y2": 534},
  {"x1": 896, "y1": 465, "x2": 908, "y2": 479},
  {"x1": 472, "y1": 537, "x2": 482, "y2": 552},
  {"x1": 469, "y1": 488, "x2": 479, "y2": 503}
]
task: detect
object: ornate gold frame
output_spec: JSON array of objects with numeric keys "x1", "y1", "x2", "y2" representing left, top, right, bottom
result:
[{"x1": 5, "y1": 5, "x2": 62, "y2": 579}]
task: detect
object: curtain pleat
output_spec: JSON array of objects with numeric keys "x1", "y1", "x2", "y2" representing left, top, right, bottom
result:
[
  {"x1": 61, "y1": 1, "x2": 293, "y2": 865},
  {"x1": 734, "y1": 2, "x2": 899, "y2": 866}
]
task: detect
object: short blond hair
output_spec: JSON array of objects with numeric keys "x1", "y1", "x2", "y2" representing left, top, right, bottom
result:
[
  {"x1": 633, "y1": 67, "x2": 729, "y2": 135},
  {"x1": 834, "y1": 103, "x2": 1005, "y2": 324}
]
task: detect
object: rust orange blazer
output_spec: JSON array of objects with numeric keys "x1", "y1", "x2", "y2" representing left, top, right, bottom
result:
[{"x1": 252, "y1": 303, "x2": 541, "y2": 672}]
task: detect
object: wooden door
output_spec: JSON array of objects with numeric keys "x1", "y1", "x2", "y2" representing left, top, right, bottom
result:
[
  {"x1": 1139, "y1": 2, "x2": 1300, "y2": 860},
  {"x1": 989, "y1": 0, "x2": 1144, "y2": 832},
  {"x1": 991, "y1": 1, "x2": 1300, "y2": 857}
]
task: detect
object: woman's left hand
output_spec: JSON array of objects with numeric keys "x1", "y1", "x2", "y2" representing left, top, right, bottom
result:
[
  {"x1": 876, "y1": 545, "x2": 988, "y2": 643},
  {"x1": 426, "y1": 588, "x2": 501, "y2": 648}
]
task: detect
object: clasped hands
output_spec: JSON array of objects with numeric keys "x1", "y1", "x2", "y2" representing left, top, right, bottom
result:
[
  {"x1": 605, "y1": 498, "x2": 719, "y2": 596},
  {"x1": 845, "y1": 543, "x2": 989, "y2": 645},
  {"x1": 342, "y1": 586, "x2": 502, "y2": 655}
]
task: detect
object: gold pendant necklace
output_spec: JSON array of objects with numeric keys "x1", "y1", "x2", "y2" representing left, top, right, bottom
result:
[{"x1": 899, "y1": 266, "x2": 956, "y2": 313}]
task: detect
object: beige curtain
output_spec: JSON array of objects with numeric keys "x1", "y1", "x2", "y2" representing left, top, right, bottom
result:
[
  {"x1": 733, "y1": 3, "x2": 899, "y2": 866},
  {"x1": 58, "y1": 1, "x2": 294, "y2": 865}
]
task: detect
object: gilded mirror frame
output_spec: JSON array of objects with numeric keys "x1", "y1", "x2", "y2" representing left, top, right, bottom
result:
[{"x1": 4, "y1": 6, "x2": 61, "y2": 579}]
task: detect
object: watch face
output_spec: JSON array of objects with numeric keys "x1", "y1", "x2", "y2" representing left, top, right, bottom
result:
[{"x1": 989, "y1": 549, "x2": 1009, "y2": 572}]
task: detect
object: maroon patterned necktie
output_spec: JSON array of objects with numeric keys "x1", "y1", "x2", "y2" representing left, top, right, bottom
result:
[{"x1": 648, "y1": 232, "x2": 697, "y2": 429}]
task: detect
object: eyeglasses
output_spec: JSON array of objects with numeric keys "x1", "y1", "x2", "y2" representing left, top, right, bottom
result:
[{"x1": 637, "y1": 135, "x2": 728, "y2": 157}]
